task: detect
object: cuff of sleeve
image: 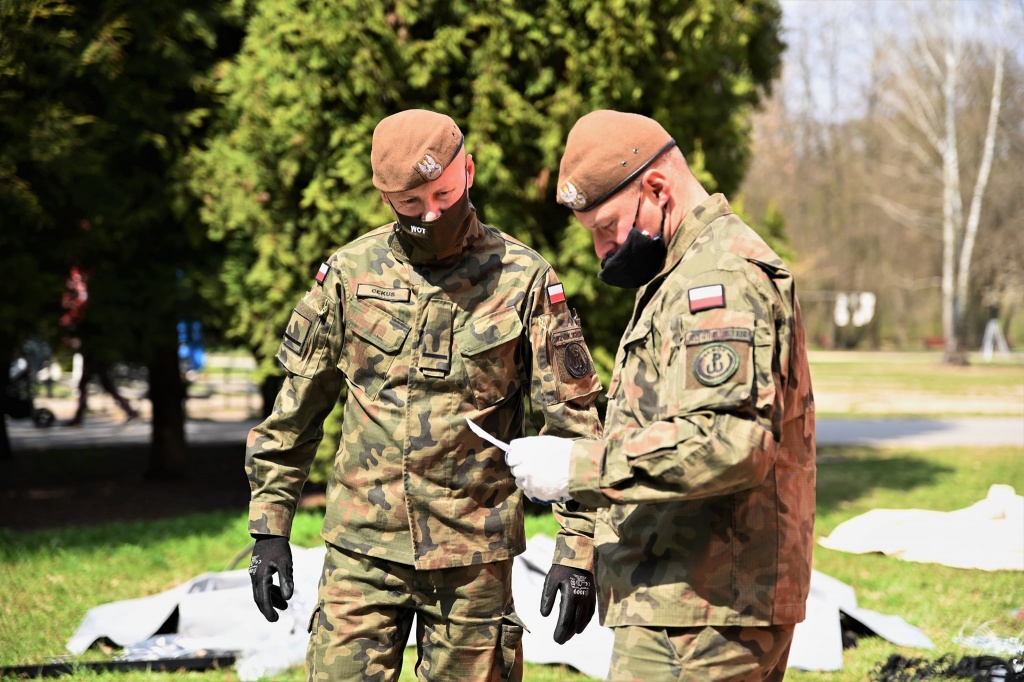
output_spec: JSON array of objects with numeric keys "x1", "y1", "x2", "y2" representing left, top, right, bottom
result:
[
  {"x1": 568, "y1": 439, "x2": 612, "y2": 508},
  {"x1": 553, "y1": 533, "x2": 595, "y2": 572},
  {"x1": 248, "y1": 502, "x2": 295, "y2": 537}
]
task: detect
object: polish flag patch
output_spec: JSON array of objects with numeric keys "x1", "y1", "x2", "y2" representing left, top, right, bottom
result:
[
  {"x1": 315, "y1": 262, "x2": 330, "y2": 284},
  {"x1": 688, "y1": 284, "x2": 725, "y2": 313},
  {"x1": 548, "y1": 283, "x2": 566, "y2": 305}
]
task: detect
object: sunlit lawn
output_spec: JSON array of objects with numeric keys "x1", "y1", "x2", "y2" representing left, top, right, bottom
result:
[
  {"x1": 808, "y1": 350, "x2": 1024, "y2": 417},
  {"x1": 2, "y1": 445, "x2": 1021, "y2": 681}
]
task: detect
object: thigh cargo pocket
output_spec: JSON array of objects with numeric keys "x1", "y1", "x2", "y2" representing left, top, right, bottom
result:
[
  {"x1": 498, "y1": 611, "x2": 527, "y2": 681},
  {"x1": 455, "y1": 306, "x2": 523, "y2": 409},
  {"x1": 339, "y1": 299, "x2": 410, "y2": 399}
]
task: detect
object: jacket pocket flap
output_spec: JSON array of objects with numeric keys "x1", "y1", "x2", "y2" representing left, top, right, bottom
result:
[
  {"x1": 455, "y1": 306, "x2": 523, "y2": 356},
  {"x1": 349, "y1": 299, "x2": 410, "y2": 352}
]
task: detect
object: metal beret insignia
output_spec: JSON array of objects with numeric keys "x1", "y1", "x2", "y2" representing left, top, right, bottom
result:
[
  {"x1": 416, "y1": 154, "x2": 443, "y2": 181},
  {"x1": 558, "y1": 182, "x2": 587, "y2": 210}
]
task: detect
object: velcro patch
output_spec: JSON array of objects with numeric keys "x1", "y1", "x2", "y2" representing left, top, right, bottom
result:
[
  {"x1": 356, "y1": 284, "x2": 411, "y2": 303},
  {"x1": 315, "y1": 262, "x2": 330, "y2": 285},
  {"x1": 551, "y1": 327, "x2": 593, "y2": 380},
  {"x1": 688, "y1": 284, "x2": 725, "y2": 313},
  {"x1": 282, "y1": 307, "x2": 313, "y2": 356}
]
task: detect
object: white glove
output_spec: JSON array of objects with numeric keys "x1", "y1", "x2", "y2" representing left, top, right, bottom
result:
[{"x1": 505, "y1": 435, "x2": 573, "y2": 504}]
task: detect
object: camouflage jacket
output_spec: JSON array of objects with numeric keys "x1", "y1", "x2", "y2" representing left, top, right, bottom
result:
[
  {"x1": 568, "y1": 194, "x2": 816, "y2": 627},
  {"x1": 246, "y1": 215, "x2": 603, "y2": 571}
]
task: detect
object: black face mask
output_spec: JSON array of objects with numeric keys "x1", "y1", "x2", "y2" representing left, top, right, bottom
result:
[
  {"x1": 597, "y1": 197, "x2": 668, "y2": 289},
  {"x1": 390, "y1": 177, "x2": 474, "y2": 262}
]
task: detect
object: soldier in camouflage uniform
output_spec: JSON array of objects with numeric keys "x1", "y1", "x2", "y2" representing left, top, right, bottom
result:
[
  {"x1": 244, "y1": 109, "x2": 604, "y2": 682},
  {"x1": 507, "y1": 111, "x2": 816, "y2": 681}
]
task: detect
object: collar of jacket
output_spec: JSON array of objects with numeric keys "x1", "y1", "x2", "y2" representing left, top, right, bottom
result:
[{"x1": 658, "y1": 193, "x2": 732, "y2": 278}]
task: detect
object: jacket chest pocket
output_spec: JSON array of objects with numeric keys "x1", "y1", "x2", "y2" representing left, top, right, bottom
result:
[
  {"x1": 612, "y1": 316, "x2": 665, "y2": 425},
  {"x1": 454, "y1": 306, "x2": 523, "y2": 409},
  {"x1": 339, "y1": 299, "x2": 411, "y2": 399}
]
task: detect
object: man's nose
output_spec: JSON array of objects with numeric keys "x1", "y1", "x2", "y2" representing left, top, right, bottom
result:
[{"x1": 422, "y1": 197, "x2": 443, "y2": 221}]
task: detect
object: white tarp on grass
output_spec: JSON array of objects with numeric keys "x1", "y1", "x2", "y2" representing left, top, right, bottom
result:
[
  {"x1": 67, "y1": 535, "x2": 931, "y2": 679},
  {"x1": 819, "y1": 484, "x2": 1024, "y2": 572}
]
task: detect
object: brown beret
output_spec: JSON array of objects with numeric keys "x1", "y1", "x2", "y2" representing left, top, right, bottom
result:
[
  {"x1": 556, "y1": 110, "x2": 677, "y2": 211},
  {"x1": 371, "y1": 110, "x2": 465, "y2": 193}
]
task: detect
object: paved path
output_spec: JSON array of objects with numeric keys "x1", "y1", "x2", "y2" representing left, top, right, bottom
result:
[
  {"x1": 6, "y1": 416, "x2": 262, "y2": 451},
  {"x1": 6, "y1": 416, "x2": 1022, "y2": 451}
]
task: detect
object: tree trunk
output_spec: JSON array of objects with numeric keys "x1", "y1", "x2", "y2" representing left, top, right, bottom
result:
[
  {"x1": 146, "y1": 342, "x2": 188, "y2": 479},
  {"x1": 951, "y1": 0, "x2": 1008, "y2": 366},
  {"x1": 940, "y1": 9, "x2": 964, "y2": 365},
  {"x1": 0, "y1": 335, "x2": 12, "y2": 460}
]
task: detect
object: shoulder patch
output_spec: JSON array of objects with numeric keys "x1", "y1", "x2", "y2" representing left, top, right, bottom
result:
[
  {"x1": 551, "y1": 327, "x2": 593, "y2": 380},
  {"x1": 688, "y1": 284, "x2": 725, "y2": 313},
  {"x1": 691, "y1": 343, "x2": 739, "y2": 386},
  {"x1": 547, "y1": 283, "x2": 566, "y2": 305},
  {"x1": 315, "y1": 262, "x2": 330, "y2": 285}
]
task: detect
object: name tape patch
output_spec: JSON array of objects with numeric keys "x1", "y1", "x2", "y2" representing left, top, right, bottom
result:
[
  {"x1": 356, "y1": 284, "x2": 411, "y2": 302},
  {"x1": 684, "y1": 328, "x2": 753, "y2": 346},
  {"x1": 688, "y1": 284, "x2": 726, "y2": 313}
]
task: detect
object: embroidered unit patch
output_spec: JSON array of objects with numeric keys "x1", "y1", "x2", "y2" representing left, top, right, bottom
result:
[
  {"x1": 551, "y1": 327, "x2": 593, "y2": 380},
  {"x1": 692, "y1": 343, "x2": 739, "y2": 386}
]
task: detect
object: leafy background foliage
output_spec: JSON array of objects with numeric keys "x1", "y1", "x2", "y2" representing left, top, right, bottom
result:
[{"x1": 190, "y1": 0, "x2": 786, "y2": 381}]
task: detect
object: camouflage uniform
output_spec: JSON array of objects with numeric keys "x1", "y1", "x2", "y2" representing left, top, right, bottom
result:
[
  {"x1": 567, "y1": 194, "x2": 816, "y2": 678},
  {"x1": 246, "y1": 213, "x2": 602, "y2": 680}
]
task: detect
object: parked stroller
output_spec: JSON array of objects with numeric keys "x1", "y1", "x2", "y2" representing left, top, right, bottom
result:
[{"x1": 5, "y1": 350, "x2": 56, "y2": 428}]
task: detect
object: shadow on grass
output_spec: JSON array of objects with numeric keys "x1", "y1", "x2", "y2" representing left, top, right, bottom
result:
[
  {"x1": 0, "y1": 442, "x2": 250, "y2": 550},
  {"x1": 815, "y1": 446, "x2": 955, "y2": 517}
]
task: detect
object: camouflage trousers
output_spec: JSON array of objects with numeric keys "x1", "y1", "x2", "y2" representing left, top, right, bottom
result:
[
  {"x1": 306, "y1": 543, "x2": 525, "y2": 682},
  {"x1": 607, "y1": 624, "x2": 795, "y2": 682}
]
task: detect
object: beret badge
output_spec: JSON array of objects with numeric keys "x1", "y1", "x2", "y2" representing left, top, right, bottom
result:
[
  {"x1": 416, "y1": 154, "x2": 443, "y2": 181},
  {"x1": 558, "y1": 182, "x2": 587, "y2": 210}
]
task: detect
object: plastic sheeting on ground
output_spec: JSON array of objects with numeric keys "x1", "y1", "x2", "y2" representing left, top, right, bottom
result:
[
  {"x1": 67, "y1": 536, "x2": 934, "y2": 679},
  {"x1": 819, "y1": 484, "x2": 1024, "y2": 571}
]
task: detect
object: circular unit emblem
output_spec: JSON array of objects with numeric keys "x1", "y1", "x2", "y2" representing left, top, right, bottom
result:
[
  {"x1": 692, "y1": 343, "x2": 739, "y2": 386},
  {"x1": 563, "y1": 342, "x2": 591, "y2": 379}
]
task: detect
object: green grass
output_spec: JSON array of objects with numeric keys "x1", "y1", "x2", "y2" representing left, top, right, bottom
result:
[
  {"x1": 808, "y1": 350, "x2": 1024, "y2": 417},
  {"x1": 2, "y1": 446, "x2": 1021, "y2": 681}
]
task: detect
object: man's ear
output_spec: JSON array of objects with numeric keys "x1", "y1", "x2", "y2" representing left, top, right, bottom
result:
[
  {"x1": 465, "y1": 153, "x2": 476, "y2": 189},
  {"x1": 642, "y1": 169, "x2": 670, "y2": 207}
]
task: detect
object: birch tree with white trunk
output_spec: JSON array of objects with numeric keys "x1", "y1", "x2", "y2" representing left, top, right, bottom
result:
[{"x1": 878, "y1": 0, "x2": 1010, "y2": 364}]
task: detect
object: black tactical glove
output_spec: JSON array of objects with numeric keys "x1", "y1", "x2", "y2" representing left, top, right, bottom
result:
[
  {"x1": 541, "y1": 564, "x2": 596, "y2": 644},
  {"x1": 248, "y1": 534, "x2": 294, "y2": 622}
]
